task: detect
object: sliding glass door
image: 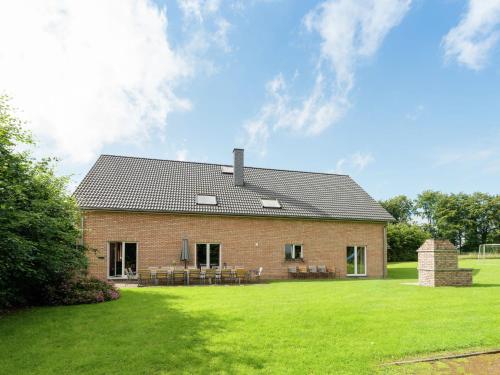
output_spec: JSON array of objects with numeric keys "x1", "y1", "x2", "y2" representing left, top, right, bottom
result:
[
  {"x1": 109, "y1": 242, "x2": 137, "y2": 278},
  {"x1": 196, "y1": 243, "x2": 220, "y2": 269},
  {"x1": 346, "y1": 246, "x2": 366, "y2": 276}
]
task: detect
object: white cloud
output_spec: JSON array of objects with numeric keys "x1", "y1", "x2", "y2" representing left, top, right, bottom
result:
[
  {"x1": 443, "y1": 0, "x2": 500, "y2": 70},
  {"x1": 244, "y1": 0, "x2": 411, "y2": 155},
  {"x1": 177, "y1": 0, "x2": 221, "y2": 21},
  {"x1": 175, "y1": 148, "x2": 189, "y2": 161},
  {"x1": 351, "y1": 152, "x2": 375, "y2": 170},
  {"x1": 0, "y1": 0, "x2": 193, "y2": 163},
  {"x1": 177, "y1": 0, "x2": 232, "y2": 55},
  {"x1": 332, "y1": 152, "x2": 375, "y2": 174}
]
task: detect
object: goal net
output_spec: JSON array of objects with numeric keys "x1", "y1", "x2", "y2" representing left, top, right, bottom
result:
[{"x1": 478, "y1": 244, "x2": 500, "y2": 259}]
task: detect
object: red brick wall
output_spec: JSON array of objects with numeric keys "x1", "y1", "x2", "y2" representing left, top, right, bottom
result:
[{"x1": 82, "y1": 210, "x2": 387, "y2": 280}]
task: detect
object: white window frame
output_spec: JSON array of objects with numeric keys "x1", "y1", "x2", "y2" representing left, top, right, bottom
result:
[
  {"x1": 261, "y1": 198, "x2": 281, "y2": 208},
  {"x1": 196, "y1": 195, "x2": 217, "y2": 205},
  {"x1": 194, "y1": 243, "x2": 222, "y2": 269},
  {"x1": 107, "y1": 241, "x2": 139, "y2": 279},
  {"x1": 285, "y1": 243, "x2": 303, "y2": 260},
  {"x1": 346, "y1": 245, "x2": 367, "y2": 277},
  {"x1": 221, "y1": 166, "x2": 234, "y2": 174}
]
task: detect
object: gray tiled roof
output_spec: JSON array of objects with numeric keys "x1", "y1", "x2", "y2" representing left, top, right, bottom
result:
[{"x1": 74, "y1": 155, "x2": 394, "y2": 222}]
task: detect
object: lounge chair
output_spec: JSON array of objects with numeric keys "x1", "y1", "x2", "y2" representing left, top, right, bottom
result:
[
  {"x1": 297, "y1": 266, "x2": 308, "y2": 279},
  {"x1": 138, "y1": 269, "x2": 151, "y2": 286},
  {"x1": 188, "y1": 269, "x2": 202, "y2": 285},
  {"x1": 156, "y1": 270, "x2": 169, "y2": 286},
  {"x1": 126, "y1": 267, "x2": 136, "y2": 280},
  {"x1": 317, "y1": 265, "x2": 335, "y2": 279},
  {"x1": 288, "y1": 266, "x2": 298, "y2": 279},
  {"x1": 234, "y1": 268, "x2": 248, "y2": 285},
  {"x1": 253, "y1": 267, "x2": 263, "y2": 283},
  {"x1": 205, "y1": 268, "x2": 217, "y2": 285},
  {"x1": 221, "y1": 269, "x2": 234, "y2": 284},
  {"x1": 172, "y1": 270, "x2": 185, "y2": 286},
  {"x1": 308, "y1": 265, "x2": 318, "y2": 279}
]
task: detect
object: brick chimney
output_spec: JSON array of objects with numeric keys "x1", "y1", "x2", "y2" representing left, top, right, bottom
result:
[{"x1": 233, "y1": 148, "x2": 244, "y2": 186}]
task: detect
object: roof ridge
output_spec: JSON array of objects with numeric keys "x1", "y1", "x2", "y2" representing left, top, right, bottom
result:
[{"x1": 98, "y1": 154, "x2": 350, "y2": 177}]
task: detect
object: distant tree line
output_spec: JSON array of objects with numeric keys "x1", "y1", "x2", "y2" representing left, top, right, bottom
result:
[{"x1": 379, "y1": 191, "x2": 500, "y2": 261}]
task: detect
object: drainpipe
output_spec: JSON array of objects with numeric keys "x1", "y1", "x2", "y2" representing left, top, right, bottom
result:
[
  {"x1": 383, "y1": 224, "x2": 388, "y2": 278},
  {"x1": 80, "y1": 212, "x2": 84, "y2": 248}
]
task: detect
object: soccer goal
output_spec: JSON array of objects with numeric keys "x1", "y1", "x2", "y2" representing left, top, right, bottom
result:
[{"x1": 478, "y1": 244, "x2": 500, "y2": 259}]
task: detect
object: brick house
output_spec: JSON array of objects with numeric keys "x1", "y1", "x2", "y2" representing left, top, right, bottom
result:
[{"x1": 74, "y1": 149, "x2": 394, "y2": 280}]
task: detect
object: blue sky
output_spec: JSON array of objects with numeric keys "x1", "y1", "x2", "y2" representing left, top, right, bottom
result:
[{"x1": 0, "y1": 0, "x2": 499, "y2": 199}]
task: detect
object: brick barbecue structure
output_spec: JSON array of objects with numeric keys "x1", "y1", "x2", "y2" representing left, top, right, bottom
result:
[
  {"x1": 75, "y1": 149, "x2": 394, "y2": 280},
  {"x1": 417, "y1": 239, "x2": 473, "y2": 287}
]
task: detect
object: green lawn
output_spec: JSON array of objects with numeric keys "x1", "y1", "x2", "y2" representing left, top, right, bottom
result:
[{"x1": 1, "y1": 260, "x2": 500, "y2": 375}]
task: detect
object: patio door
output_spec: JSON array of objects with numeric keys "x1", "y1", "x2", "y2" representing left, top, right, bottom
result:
[
  {"x1": 346, "y1": 246, "x2": 366, "y2": 276},
  {"x1": 109, "y1": 242, "x2": 137, "y2": 278},
  {"x1": 196, "y1": 243, "x2": 220, "y2": 269}
]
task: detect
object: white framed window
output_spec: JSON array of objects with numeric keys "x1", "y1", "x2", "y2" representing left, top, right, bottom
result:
[
  {"x1": 346, "y1": 246, "x2": 366, "y2": 276},
  {"x1": 196, "y1": 194, "x2": 217, "y2": 205},
  {"x1": 261, "y1": 198, "x2": 281, "y2": 208},
  {"x1": 285, "y1": 244, "x2": 303, "y2": 260},
  {"x1": 195, "y1": 243, "x2": 221, "y2": 269},
  {"x1": 221, "y1": 166, "x2": 234, "y2": 174}
]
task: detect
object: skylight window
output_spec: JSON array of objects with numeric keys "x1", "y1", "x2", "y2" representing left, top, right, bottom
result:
[
  {"x1": 221, "y1": 166, "x2": 234, "y2": 174},
  {"x1": 196, "y1": 195, "x2": 217, "y2": 205},
  {"x1": 261, "y1": 198, "x2": 281, "y2": 209}
]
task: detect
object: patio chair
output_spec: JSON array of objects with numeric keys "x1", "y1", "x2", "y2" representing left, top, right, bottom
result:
[
  {"x1": 308, "y1": 265, "x2": 318, "y2": 279},
  {"x1": 156, "y1": 270, "x2": 169, "y2": 286},
  {"x1": 221, "y1": 269, "x2": 234, "y2": 284},
  {"x1": 317, "y1": 265, "x2": 328, "y2": 278},
  {"x1": 297, "y1": 266, "x2": 308, "y2": 279},
  {"x1": 328, "y1": 266, "x2": 336, "y2": 279},
  {"x1": 138, "y1": 269, "x2": 151, "y2": 287},
  {"x1": 205, "y1": 268, "x2": 217, "y2": 285},
  {"x1": 234, "y1": 268, "x2": 248, "y2": 285},
  {"x1": 172, "y1": 270, "x2": 185, "y2": 286},
  {"x1": 288, "y1": 266, "x2": 298, "y2": 279},
  {"x1": 188, "y1": 269, "x2": 202, "y2": 285},
  {"x1": 252, "y1": 267, "x2": 263, "y2": 283},
  {"x1": 126, "y1": 267, "x2": 136, "y2": 280}
]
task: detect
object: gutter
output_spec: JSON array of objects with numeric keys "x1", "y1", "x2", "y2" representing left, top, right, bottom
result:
[{"x1": 78, "y1": 206, "x2": 394, "y2": 225}]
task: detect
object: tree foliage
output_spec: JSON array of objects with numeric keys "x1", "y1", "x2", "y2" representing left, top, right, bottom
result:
[
  {"x1": 382, "y1": 189, "x2": 499, "y2": 261},
  {"x1": 387, "y1": 223, "x2": 430, "y2": 262},
  {"x1": 379, "y1": 195, "x2": 414, "y2": 223},
  {"x1": 0, "y1": 96, "x2": 87, "y2": 309}
]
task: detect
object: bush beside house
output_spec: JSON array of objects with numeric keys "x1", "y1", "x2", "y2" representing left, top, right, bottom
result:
[{"x1": 0, "y1": 96, "x2": 119, "y2": 311}]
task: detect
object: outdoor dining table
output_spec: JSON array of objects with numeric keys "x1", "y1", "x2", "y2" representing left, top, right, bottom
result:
[{"x1": 147, "y1": 268, "x2": 243, "y2": 285}]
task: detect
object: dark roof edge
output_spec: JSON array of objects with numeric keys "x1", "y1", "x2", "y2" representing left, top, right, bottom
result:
[
  {"x1": 97, "y1": 154, "x2": 350, "y2": 178},
  {"x1": 79, "y1": 206, "x2": 395, "y2": 223}
]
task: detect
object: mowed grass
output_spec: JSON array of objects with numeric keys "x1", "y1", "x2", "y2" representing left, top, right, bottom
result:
[{"x1": 1, "y1": 260, "x2": 500, "y2": 375}]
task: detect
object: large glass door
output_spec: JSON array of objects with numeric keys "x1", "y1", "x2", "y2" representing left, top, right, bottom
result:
[
  {"x1": 196, "y1": 243, "x2": 220, "y2": 269},
  {"x1": 346, "y1": 246, "x2": 366, "y2": 276},
  {"x1": 109, "y1": 242, "x2": 137, "y2": 278},
  {"x1": 109, "y1": 242, "x2": 122, "y2": 277}
]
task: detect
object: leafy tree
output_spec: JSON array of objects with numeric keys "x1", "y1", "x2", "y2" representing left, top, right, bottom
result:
[
  {"x1": 0, "y1": 96, "x2": 87, "y2": 309},
  {"x1": 415, "y1": 190, "x2": 445, "y2": 236},
  {"x1": 435, "y1": 193, "x2": 469, "y2": 251},
  {"x1": 387, "y1": 223, "x2": 430, "y2": 262},
  {"x1": 463, "y1": 193, "x2": 500, "y2": 251},
  {"x1": 379, "y1": 195, "x2": 414, "y2": 223}
]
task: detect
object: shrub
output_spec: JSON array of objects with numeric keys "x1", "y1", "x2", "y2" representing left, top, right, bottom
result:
[
  {"x1": 0, "y1": 96, "x2": 88, "y2": 309},
  {"x1": 44, "y1": 275, "x2": 120, "y2": 306}
]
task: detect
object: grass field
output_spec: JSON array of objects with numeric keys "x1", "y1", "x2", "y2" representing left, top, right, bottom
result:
[{"x1": 1, "y1": 260, "x2": 500, "y2": 374}]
